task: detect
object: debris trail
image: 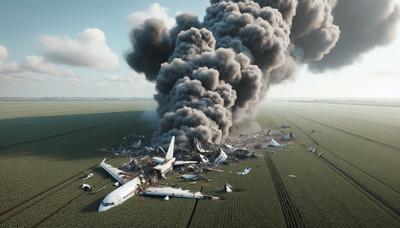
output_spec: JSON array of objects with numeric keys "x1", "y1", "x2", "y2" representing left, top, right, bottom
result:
[{"x1": 126, "y1": 0, "x2": 400, "y2": 147}]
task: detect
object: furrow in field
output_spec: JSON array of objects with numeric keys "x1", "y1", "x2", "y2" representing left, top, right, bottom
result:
[
  {"x1": 31, "y1": 192, "x2": 86, "y2": 228},
  {"x1": 271, "y1": 110, "x2": 400, "y2": 222},
  {"x1": 272, "y1": 109, "x2": 400, "y2": 194},
  {"x1": 0, "y1": 164, "x2": 98, "y2": 221},
  {"x1": 318, "y1": 156, "x2": 400, "y2": 222},
  {"x1": 186, "y1": 186, "x2": 203, "y2": 228},
  {"x1": 285, "y1": 105, "x2": 400, "y2": 133},
  {"x1": 264, "y1": 153, "x2": 306, "y2": 228},
  {"x1": 281, "y1": 109, "x2": 400, "y2": 152}
]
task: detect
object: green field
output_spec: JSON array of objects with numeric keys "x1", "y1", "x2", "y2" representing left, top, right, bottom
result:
[{"x1": 1, "y1": 100, "x2": 400, "y2": 227}]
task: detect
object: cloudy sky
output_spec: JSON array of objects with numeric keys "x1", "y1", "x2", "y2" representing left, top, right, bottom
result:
[{"x1": 1, "y1": 0, "x2": 399, "y2": 98}]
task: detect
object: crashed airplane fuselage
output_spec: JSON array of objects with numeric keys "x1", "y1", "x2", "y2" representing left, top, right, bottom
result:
[
  {"x1": 98, "y1": 136, "x2": 202, "y2": 212},
  {"x1": 98, "y1": 176, "x2": 143, "y2": 212}
]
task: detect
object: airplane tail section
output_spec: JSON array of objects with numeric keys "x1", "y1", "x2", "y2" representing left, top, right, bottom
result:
[{"x1": 165, "y1": 136, "x2": 175, "y2": 161}]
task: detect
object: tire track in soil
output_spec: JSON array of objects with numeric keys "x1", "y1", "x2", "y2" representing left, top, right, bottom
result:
[
  {"x1": 281, "y1": 109, "x2": 400, "y2": 153},
  {"x1": 264, "y1": 153, "x2": 306, "y2": 228},
  {"x1": 271, "y1": 110, "x2": 400, "y2": 222},
  {"x1": 272, "y1": 109, "x2": 400, "y2": 194},
  {"x1": 30, "y1": 177, "x2": 113, "y2": 228},
  {"x1": 31, "y1": 192, "x2": 86, "y2": 228},
  {"x1": 0, "y1": 165, "x2": 98, "y2": 223}
]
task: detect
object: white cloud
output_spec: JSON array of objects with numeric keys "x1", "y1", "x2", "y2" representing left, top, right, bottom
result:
[
  {"x1": 0, "y1": 46, "x2": 78, "y2": 83},
  {"x1": 127, "y1": 3, "x2": 176, "y2": 29},
  {"x1": 40, "y1": 28, "x2": 119, "y2": 71},
  {"x1": 21, "y1": 55, "x2": 75, "y2": 78},
  {"x1": 102, "y1": 71, "x2": 145, "y2": 84},
  {"x1": 0, "y1": 45, "x2": 8, "y2": 61}
]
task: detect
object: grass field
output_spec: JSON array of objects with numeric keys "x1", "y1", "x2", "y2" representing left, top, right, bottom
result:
[{"x1": 1, "y1": 100, "x2": 400, "y2": 227}]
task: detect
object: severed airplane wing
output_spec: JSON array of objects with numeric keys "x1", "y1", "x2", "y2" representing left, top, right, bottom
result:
[
  {"x1": 99, "y1": 158, "x2": 126, "y2": 184},
  {"x1": 173, "y1": 160, "x2": 197, "y2": 166},
  {"x1": 140, "y1": 187, "x2": 220, "y2": 200}
]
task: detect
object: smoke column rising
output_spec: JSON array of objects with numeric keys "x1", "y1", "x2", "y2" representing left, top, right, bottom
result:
[{"x1": 126, "y1": 0, "x2": 400, "y2": 146}]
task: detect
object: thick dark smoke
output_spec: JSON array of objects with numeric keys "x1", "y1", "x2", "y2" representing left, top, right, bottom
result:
[
  {"x1": 310, "y1": 0, "x2": 400, "y2": 71},
  {"x1": 126, "y1": 0, "x2": 400, "y2": 146}
]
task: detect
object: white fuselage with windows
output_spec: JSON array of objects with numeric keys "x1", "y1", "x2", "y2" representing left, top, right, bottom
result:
[
  {"x1": 98, "y1": 136, "x2": 198, "y2": 212},
  {"x1": 98, "y1": 176, "x2": 142, "y2": 212}
]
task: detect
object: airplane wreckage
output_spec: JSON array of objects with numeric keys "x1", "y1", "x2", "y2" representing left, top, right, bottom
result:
[{"x1": 85, "y1": 125, "x2": 296, "y2": 212}]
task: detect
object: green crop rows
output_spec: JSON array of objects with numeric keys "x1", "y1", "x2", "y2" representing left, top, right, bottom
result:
[{"x1": 1, "y1": 100, "x2": 400, "y2": 227}]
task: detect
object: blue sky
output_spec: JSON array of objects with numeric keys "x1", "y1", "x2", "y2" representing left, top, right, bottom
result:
[{"x1": 0, "y1": 0, "x2": 399, "y2": 98}]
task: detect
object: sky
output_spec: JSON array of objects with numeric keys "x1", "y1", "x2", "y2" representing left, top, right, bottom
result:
[{"x1": 0, "y1": 0, "x2": 399, "y2": 98}]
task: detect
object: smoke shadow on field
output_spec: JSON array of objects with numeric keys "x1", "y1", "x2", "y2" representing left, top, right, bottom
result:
[{"x1": 0, "y1": 110, "x2": 158, "y2": 160}]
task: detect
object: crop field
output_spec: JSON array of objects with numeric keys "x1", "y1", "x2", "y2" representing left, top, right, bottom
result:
[{"x1": 1, "y1": 100, "x2": 400, "y2": 227}]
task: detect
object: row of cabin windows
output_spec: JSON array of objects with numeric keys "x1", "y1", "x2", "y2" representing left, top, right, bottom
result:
[{"x1": 102, "y1": 202, "x2": 115, "y2": 207}]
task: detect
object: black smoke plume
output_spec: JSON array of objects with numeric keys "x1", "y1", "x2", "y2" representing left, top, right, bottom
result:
[
  {"x1": 126, "y1": 0, "x2": 400, "y2": 146},
  {"x1": 310, "y1": 0, "x2": 400, "y2": 71}
]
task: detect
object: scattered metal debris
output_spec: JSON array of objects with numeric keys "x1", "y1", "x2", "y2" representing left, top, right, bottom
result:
[
  {"x1": 180, "y1": 174, "x2": 211, "y2": 182},
  {"x1": 268, "y1": 139, "x2": 281, "y2": 147},
  {"x1": 82, "y1": 172, "x2": 94, "y2": 180},
  {"x1": 237, "y1": 168, "x2": 252, "y2": 176},
  {"x1": 222, "y1": 183, "x2": 233, "y2": 193},
  {"x1": 281, "y1": 132, "x2": 294, "y2": 141},
  {"x1": 308, "y1": 146, "x2": 318, "y2": 154},
  {"x1": 97, "y1": 125, "x2": 297, "y2": 211},
  {"x1": 81, "y1": 184, "x2": 92, "y2": 192}
]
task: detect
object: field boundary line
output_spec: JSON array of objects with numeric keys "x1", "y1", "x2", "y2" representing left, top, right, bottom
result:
[
  {"x1": 0, "y1": 117, "x2": 132, "y2": 150},
  {"x1": 264, "y1": 153, "x2": 306, "y2": 228}
]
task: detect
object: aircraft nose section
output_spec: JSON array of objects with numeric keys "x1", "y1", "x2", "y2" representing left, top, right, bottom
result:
[{"x1": 98, "y1": 204, "x2": 110, "y2": 212}]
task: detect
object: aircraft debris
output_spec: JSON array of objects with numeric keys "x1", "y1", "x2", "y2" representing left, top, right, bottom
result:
[
  {"x1": 213, "y1": 148, "x2": 228, "y2": 166},
  {"x1": 180, "y1": 174, "x2": 211, "y2": 182},
  {"x1": 144, "y1": 146, "x2": 156, "y2": 153},
  {"x1": 268, "y1": 139, "x2": 281, "y2": 147},
  {"x1": 194, "y1": 137, "x2": 209, "y2": 153},
  {"x1": 163, "y1": 195, "x2": 170, "y2": 201},
  {"x1": 237, "y1": 168, "x2": 252, "y2": 175},
  {"x1": 82, "y1": 172, "x2": 94, "y2": 180},
  {"x1": 81, "y1": 184, "x2": 92, "y2": 192},
  {"x1": 222, "y1": 183, "x2": 233, "y2": 193},
  {"x1": 308, "y1": 146, "x2": 318, "y2": 154},
  {"x1": 140, "y1": 187, "x2": 220, "y2": 200},
  {"x1": 281, "y1": 132, "x2": 294, "y2": 141},
  {"x1": 288, "y1": 175, "x2": 296, "y2": 178},
  {"x1": 199, "y1": 154, "x2": 211, "y2": 165},
  {"x1": 97, "y1": 127, "x2": 270, "y2": 211}
]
